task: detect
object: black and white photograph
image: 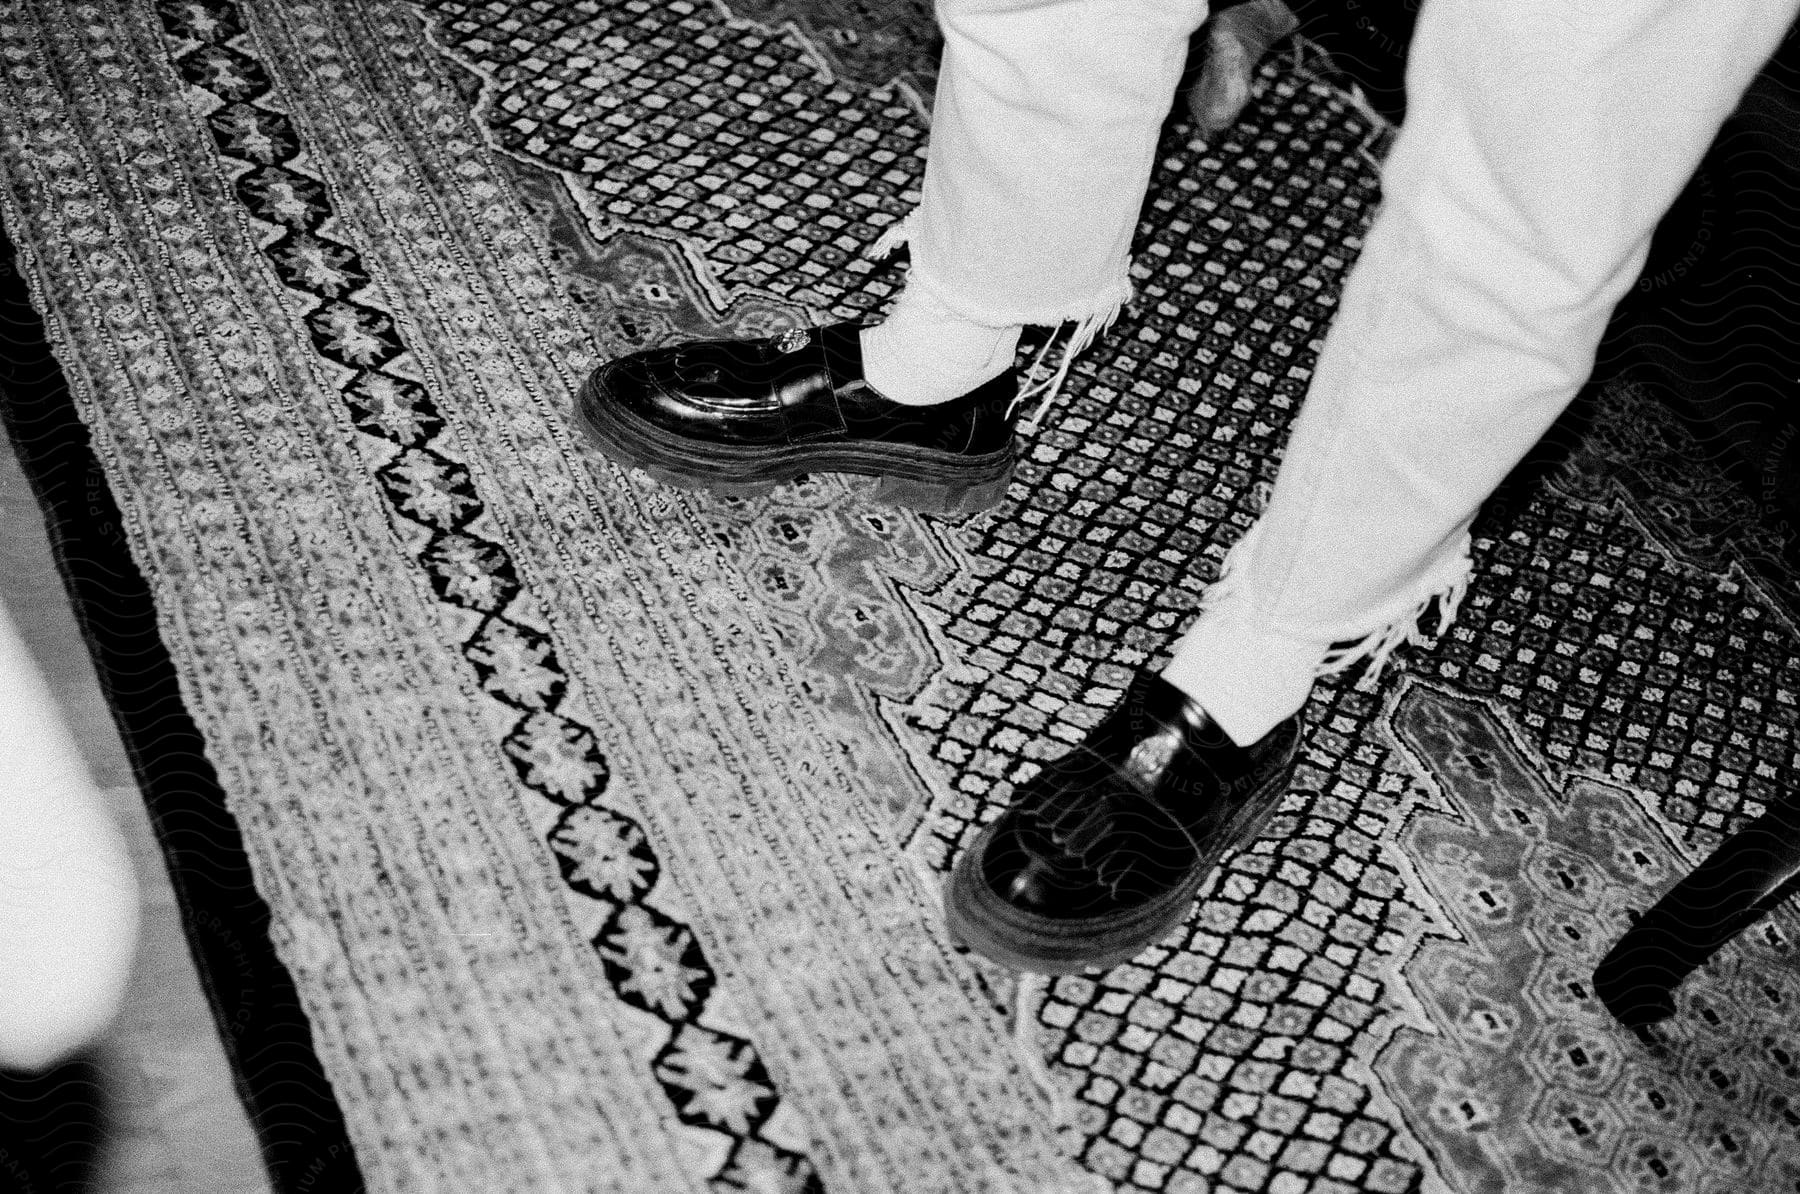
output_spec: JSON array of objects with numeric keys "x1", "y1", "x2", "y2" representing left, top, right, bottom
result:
[{"x1": 2, "y1": 1, "x2": 1798, "y2": 1190}]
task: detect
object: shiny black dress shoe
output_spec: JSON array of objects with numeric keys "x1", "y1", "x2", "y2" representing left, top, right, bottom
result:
[
  {"x1": 945, "y1": 673, "x2": 1302, "y2": 973},
  {"x1": 576, "y1": 322, "x2": 1017, "y2": 514}
]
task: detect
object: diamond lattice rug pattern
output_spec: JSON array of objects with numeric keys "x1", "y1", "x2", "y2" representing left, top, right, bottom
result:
[{"x1": 3, "y1": 0, "x2": 1798, "y2": 1191}]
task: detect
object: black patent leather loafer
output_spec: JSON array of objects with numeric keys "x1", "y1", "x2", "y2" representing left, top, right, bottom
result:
[
  {"x1": 576, "y1": 322, "x2": 1016, "y2": 514},
  {"x1": 945, "y1": 672, "x2": 1302, "y2": 973}
]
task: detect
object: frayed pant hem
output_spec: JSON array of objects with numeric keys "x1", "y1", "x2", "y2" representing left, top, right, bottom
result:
[
  {"x1": 1165, "y1": 523, "x2": 1476, "y2": 743},
  {"x1": 867, "y1": 213, "x2": 1136, "y2": 332}
]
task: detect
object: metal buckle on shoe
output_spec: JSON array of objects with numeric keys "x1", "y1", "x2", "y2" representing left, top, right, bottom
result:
[
  {"x1": 773, "y1": 327, "x2": 811, "y2": 355},
  {"x1": 1123, "y1": 726, "x2": 1182, "y2": 787}
]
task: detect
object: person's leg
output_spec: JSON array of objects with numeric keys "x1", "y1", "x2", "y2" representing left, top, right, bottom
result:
[
  {"x1": 0, "y1": 605, "x2": 139, "y2": 1071},
  {"x1": 1165, "y1": 0, "x2": 1800, "y2": 747},
  {"x1": 948, "y1": 0, "x2": 1800, "y2": 975},
  {"x1": 578, "y1": 0, "x2": 1210, "y2": 510},
  {"x1": 864, "y1": 0, "x2": 1211, "y2": 405}
]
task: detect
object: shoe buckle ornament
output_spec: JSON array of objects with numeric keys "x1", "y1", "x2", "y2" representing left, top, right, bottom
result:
[
  {"x1": 1122, "y1": 726, "x2": 1181, "y2": 786},
  {"x1": 773, "y1": 327, "x2": 811, "y2": 354}
]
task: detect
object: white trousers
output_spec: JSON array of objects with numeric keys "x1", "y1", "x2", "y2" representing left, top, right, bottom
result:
[{"x1": 887, "y1": 0, "x2": 1799, "y2": 744}]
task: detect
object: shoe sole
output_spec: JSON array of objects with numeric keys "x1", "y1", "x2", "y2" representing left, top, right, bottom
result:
[
  {"x1": 943, "y1": 763, "x2": 1296, "y2": 974},
  {"x1": 575, "y1": 369, "x2": 1016, "y2": 516}
]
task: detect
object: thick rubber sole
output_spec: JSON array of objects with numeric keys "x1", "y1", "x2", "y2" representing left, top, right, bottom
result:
[
  {"x1": 575, "y1": 370, "x2": 1015, "y2": 516},
  {"x1": 943, "y1": 764, "x2": 1297, "y2": 975}
]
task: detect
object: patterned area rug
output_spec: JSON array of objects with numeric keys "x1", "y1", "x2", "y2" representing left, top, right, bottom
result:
[{"x1": 3, "y1": 0, "x2": 1798, "y2": 1191}]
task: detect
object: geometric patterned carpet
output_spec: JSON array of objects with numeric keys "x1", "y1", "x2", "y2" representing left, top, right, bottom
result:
[{"x1": 2, "y1": 0, "x2": 1797, "y2": 1190}]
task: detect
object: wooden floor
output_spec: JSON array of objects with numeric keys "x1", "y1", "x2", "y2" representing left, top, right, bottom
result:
[{"x1": 1, "y1": 436, "x2": 272, "y2": 1193}]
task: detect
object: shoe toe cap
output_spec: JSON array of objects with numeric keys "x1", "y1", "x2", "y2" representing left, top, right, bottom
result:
[
  {"x1": 979, "y1": 824, "x2": 1141, "y2": 921},
  {"x1": 586, "y1": 340, "x2": 786, "y2": 442},
  {"x1": 977, "y1": 782, "x2": 1202, "y2": 914},
  {"x1": 996, "y1": 850, "x2": 1063, "y2": 914},
  {"x1": 584, "y1": 350, "x2": 661, "y2": 411}
]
